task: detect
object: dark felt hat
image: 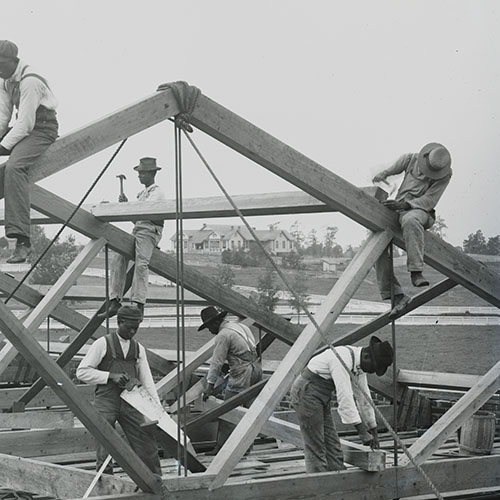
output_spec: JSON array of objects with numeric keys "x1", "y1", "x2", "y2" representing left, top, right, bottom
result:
[
  {"x1": 198, "y1": 306, "x2": 228, "y2": 331},
  {"x1": 0, "y1": 40, "x2": 18, "y2": 62},
  {"x1": 117, "y1": 305, "x2": 143, "y2": 321},
  {"x1": 368, "y1": 336, "x2": 393, "y2": 376},
  {"x1": 417, "y1": 142, "x2": 452, "y2": 180},
  {"x1": 133, "y1": 157, "x2": 162, "y2": 172}
]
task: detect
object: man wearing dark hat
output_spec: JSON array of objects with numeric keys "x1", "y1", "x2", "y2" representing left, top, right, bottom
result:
[
  {"x1": 199, "y1": 306, "x2": 263, "y2": 454},
  {"x1": 372, "y1": 142, "x2": 452, "y2": 315},
  {"x1": 290, "y1": 336, "x2": 393, "y2": 473},
  {"x1": 0, "y1": 40, "x2": 58, "y2": 263},
  {"x1": 76, "y1": 305, "x2": 162, "y2": 476},
  {"x1": 100, "y1": 157, "x2": 165, "y2": 318}
]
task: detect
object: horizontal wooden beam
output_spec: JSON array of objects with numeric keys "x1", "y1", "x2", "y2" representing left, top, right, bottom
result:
[
  {"x1": 189, "y1": 93, "x2": 500, "y2": 307},
  {"x1": 0, "y1": 90, "x2": 179, "y2": 187},
  {"x1": 0, "y1": 410, "x2": 74, "y2": 429},
  {"x1": 0, "y1": 452, "x2": 135, "y2": 499},
  {"x1": 397, "y1": 369, "x2": 485, "y2": 390}
]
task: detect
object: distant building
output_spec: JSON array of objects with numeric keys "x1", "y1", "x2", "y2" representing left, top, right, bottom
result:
[
  {"x1": 171, "y1": 223, "x2": 296, "y2": 255},
  {"x1": 321, "y1": 257, "x2": 351, "y2": 273}
]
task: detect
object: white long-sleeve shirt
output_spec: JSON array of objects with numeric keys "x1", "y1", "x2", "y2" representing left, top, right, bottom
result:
[
  {"x1": 76, "y1": 334, "x2": 160, "y2": 403},
  {"x1": 0, "y1": 60, "x2": 58, "y2": 150},
  {"x1": 307, "y1": 346, "x2": 377, "y2": 429}
]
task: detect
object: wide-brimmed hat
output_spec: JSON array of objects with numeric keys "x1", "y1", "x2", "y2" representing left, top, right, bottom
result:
[
  {"x1": 198, "y1": 306, "x2": 228, "y2": 331},
  {"x1": 0, "y1": 40, "x2": 18, "y2": 62},
  {"x1": 417, "y1": 142, "x2": 452, "y2": 180},
  {"x1": 133, "y1": 157, "x2": 162, "y2": 172},
  {"x1": 117, "y1": 305, "x2": 143, "y2": 322},
  {"x1": 368, "y1": 336, "x2": 393, "y2": 376}
]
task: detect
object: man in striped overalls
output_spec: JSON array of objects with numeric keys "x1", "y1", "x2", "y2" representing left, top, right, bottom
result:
[{"x1": 0, "y1": 40, "x2": 58, "y2": 263}]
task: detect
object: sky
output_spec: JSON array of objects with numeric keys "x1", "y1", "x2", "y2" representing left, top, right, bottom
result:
[{"x1": 2, "y1": 1, "x2": 499, "y2": 251}]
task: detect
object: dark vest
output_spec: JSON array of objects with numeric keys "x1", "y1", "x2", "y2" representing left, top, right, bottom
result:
[{"x1": 95, "y1": 333, "x2": 139, "y2": 401}]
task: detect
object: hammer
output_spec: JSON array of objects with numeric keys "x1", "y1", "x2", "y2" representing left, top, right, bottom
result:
[{"x1": 116, "y1": 174, "x2": 127, "y2": 202}]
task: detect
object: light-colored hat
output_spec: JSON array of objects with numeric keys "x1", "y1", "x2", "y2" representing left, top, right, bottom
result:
[
  {"x1": 0, "y1": 40, "x2": 18, "y2": 62},
  {"x1": 133, "y1": 157, "x2": 162, "y2": 172},
  {"x1": 417, "y1": 142, "x2": 452, "y2": 180}
]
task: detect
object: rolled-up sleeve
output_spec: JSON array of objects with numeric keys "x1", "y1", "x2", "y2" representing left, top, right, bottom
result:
[{"x1": 76, "y1": 337, "x2": 109, "y2": 386}]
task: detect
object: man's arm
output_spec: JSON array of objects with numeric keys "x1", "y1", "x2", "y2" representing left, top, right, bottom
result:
[
  {"x1": 372, "y1": 153, "x2": 411, "y2": 183},
  {"x1": 407, "y1": 174, "x2": 452, "y2": 212},
  {"x1": 0, "y1": 85, "x2": 13, "y2": 141},
  {"x1": 203, "y1": 333, "x2": 230, "y2": 400},
  {"x1": 76, "y1": 337, "x2": 111, "y2": 386}
]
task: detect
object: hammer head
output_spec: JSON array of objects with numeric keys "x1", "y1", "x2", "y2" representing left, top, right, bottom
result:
[{"x1": 116, "y1": 174, "x2": 126, "y2": 180}]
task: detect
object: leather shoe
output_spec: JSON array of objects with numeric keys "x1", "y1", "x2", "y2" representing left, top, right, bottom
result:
[
  {"x1": 97, "y1": 298, "x2": 121, "y2": 319},
  {"x1": 389, "y1": 294, "x2": 411, "y2": 318},
  {"x1": 6, "y1": 244, "x2": 31, "y2": 264},
  {"x1": 411, "y1": 272, "x2": 429, "y2": 287}
]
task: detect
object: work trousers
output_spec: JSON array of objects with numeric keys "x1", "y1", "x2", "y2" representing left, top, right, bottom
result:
[
  {"x1": 375, "y1": 208, "x2": 434, "y2": 299},
  {"x1": 110, "y1": 222, "x2": 162, "y2": 304},
  {"x1": 290, "y1": 370, "x2": 345, "y2": 473},
  {"x1": 94, "y1": 394, "x2": 161, "y2": 476},
  {"x1": 0, "y1": 124, "x2": 58, "y2": 239}
]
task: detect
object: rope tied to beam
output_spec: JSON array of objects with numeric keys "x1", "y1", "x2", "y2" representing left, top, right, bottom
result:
[{"x1": 157, "y1": 81, "x2": 200, "y2": 133}]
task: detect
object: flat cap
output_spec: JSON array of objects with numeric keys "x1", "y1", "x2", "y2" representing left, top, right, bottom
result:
[{"x1": 0, "y1": 40, "x2": 18, "y2": 62}]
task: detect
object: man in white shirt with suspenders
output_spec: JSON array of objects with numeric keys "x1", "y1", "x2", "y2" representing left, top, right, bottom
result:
[
  {"x1": 290, "y1": 336, "x2": 393, "y2": 473},
  {"x1": 0, "y1": 40, "x2": 58, "y2": 263},
  {"x1": 199, "y1": 306, "x2": 263, "y2": 455}
]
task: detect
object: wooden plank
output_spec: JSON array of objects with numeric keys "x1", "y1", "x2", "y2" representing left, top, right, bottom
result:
[
  {"x1": 397, "y1": 369, "x2": 484, "y2": 390},
  {"x1": 0, "y1": 238, "x2": 106, "y2": 378},
  {"x1": 161, "y1": 455, "x2": 500, "y2": 499},
  {"x1": 0, "y1": 187, "x2": 384, "y2": 225},
  {"x1": 30, "y1": 185, "x2": 302, "y2": 346},
  {"x1": 121, "y1": 385, "x2": 205, "y2": 473},
  {"x1": 0, "y1": 410, "x2": 74, "y2": 429},
  {"x1": 156, "y1": 337, "x2": 216, "y2": 398},
  {"x1": 0, "y1": 384, "x2": 95, "y2": 411},
  {"x1": 190, "y1": 94, "x2": 500, "y2": 307},
  {"x1": 203, "y1": 398, "x2": 385, "y2": 472},
  {"x1": 204, "y1": 231, "x2": 391, "y2": 489},
  {"x1": 0, "y1": 300, "x2": 161, "y2": 493},
  {"x1": 0, "y1": 452, "x2": 136, "y2": 499},
  {"x1": 0, "y1": 90, "x2": 180, "y2": 186},
  {"x1": 167, "y1": 378, "x2": 206, "y2": 413},
  {"x1": 401, "y1": 359, "x2": 500, "y2": 466}
]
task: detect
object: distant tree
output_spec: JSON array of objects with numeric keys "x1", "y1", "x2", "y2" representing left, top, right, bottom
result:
[
  {"x1": 256, "y1": 268, "x2": 280, "y2": 312},
  {"x1": 486, "y1": 235, "x2": 500, "y2": 256},
  {"x1": 288, "y1": 273, "x2": 310, "y2": 324},
  {"x1": 214, "y1": 264, "x2": 235, "y2": 288},
  {"x1": 289, "y1": 220, "x2": 305, "y2": 251},
  {"x1": 29, "y1": 226, "x2": 81, "y2": 285},
  {"x1": 463, "y1": 230, "x2": 488, "y2": 254},
  {"x1": 323, "y1": 226, "x2": 339, "y2": 257},
  {"x1": 282, "y1": 250, "x2": 304, "y2": 270},
  {"x1": 428, "y1": 215, "x2": 448, "y2": 239},
  {"x1": 305, "y1": 228, "x2": 323, "y2": 257}
]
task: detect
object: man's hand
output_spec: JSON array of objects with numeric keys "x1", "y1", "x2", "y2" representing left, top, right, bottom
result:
[
  {"x1": 372, "y1": 171, "x2": 388, "y2": 184},
  {"x1": 118, "y1": 194, "x2": 128, "y2": 203},
  {"x1": 202, "y1": 382, "x2": 215, "y2": 401},
  {"x1": 0, "y1": 145, "x2": 11, "y2": 156},
  {"x1": 368, "y1": 427, "x2": 380, "y2": 450},
  {"x1": 109, "y1": 372, "x2": 130, "y2": 388},
  {"x1": 381, "y1": 199, "x2": 410, "y2": 211}
]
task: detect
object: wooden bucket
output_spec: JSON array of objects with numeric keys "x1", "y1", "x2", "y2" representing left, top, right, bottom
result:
[{"x1": 459, "y1": 411, "x2": 496, "y2": 455}]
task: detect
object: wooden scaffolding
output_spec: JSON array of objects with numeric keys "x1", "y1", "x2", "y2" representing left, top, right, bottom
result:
[{"x1": 0, "y1": 83, "x2": 499, "y2": 499}]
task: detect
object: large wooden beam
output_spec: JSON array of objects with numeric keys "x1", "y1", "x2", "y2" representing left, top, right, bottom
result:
[
  {"x1": 0, "y1": 238, "x2": 106, "y2": 378},
  {"x1": 0, "y1": 410, "x2": 74, "y2": 429},
  {"x1": 400, "y1": 358, "x2": 500, "y2": 466},
  {"x1": 0, "y1": 301, "x2": 161, "y2": 493},
  {"x1": 30, "y1": 185, "x2": 302, "y2": 345},
  {"x1": 0, "y1": 90, "x2": 180, "y2": 186},
  {"x1": 161, "y1": 455, "x2": 500, "y2": 500},
  {"x1": 0, "y1": 452, "x2": 135, "y2": 499},
  {"x1": 189, "y1": 93, "x2": 500, "y2": 307},
  {"x1": 204, "y1": 231, "x2": 391, "y2": 489}
]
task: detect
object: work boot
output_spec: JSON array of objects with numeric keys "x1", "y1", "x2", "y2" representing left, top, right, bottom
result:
[
  {"x1": 97, "y1": 298, "x2": 121, "y2": 319},
  {"x1": 389, "y1": 294, "x2": 411, "y2": 318},
  {"x1": 410, "y1": 271, "x2": 429, "y2": 287},
  {"x1": 6, "y1": 242, "x2": 31, "y2": 264}
]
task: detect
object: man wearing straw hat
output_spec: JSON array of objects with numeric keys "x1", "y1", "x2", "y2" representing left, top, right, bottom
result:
[
  {"x1": 100, "y1": 157, "x2": 165, "y2": 318},
  {"x1": 372, "y1": 142, "x2": 452, "y2": 316}
]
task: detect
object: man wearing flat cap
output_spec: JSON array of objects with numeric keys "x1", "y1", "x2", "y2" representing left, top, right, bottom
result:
[
  {"x1": 372, "y1": 142, "x2": 452, "y2": 316},
  {"x1": 77, "y1": 305, "x2": 162, "y2": 476},
  {"x1": 290, "y1": 336, "x2": 393, "y2": 472},
  {"x1": 100, "y1": 157, "x2": 166, "y2": 318},
  {"x1": 0, "y1": 40, "x2": 58, "y2": 263},
  {"x1": 199, "y1": 306, "x2": 263, "y2": 455}
]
